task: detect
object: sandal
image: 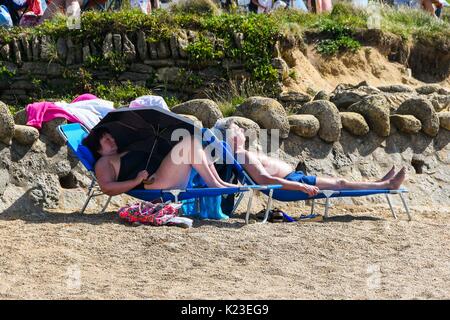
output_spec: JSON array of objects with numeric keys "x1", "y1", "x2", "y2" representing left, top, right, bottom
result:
[
  {"x1": 255, "y1": 209, "x2": 283, "y2": 222},
  {"x1": 256, "y1": 208, "x2": 292, "y2": 223}
]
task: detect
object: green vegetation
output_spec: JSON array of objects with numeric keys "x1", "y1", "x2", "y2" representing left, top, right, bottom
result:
[
  {"x1": 93, "y1": 81, "x2": 153, "y2": 106},
  {"x1": 86, "y1": 53, "x2": 128, "y2": 74},
  {"x1": 380, "y1": 5, "x2": 450, "y2": 45},
  {"x1": 316, "y1": 18, "x2": 361, "y2": 55},
  {"x1": 24, "y1": 70, "x2": 153, "y2": 107},
  {"x1": 0, "y1": 62, "x2": 15, "y2": 79},
  {"x1": 204, "y1": 79, "x2": 277, "y2": 117},
  {"x1": 170, "y1": 0, "x2": 220, "y2": 16},
  {"x1": 273, "y1": 2, "x2": 449, "y2": 43},
  {"x1": 185, "y1": 35, "x2": 224, "y2": 61}
]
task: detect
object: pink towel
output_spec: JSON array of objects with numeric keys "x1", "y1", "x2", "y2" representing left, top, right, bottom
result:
[
  {"x1": 71, "y1": 93, "x2": 98, "y2": 103},
  {"x1": 26, "y1": 102, "x2": 81, "y2": 129}
]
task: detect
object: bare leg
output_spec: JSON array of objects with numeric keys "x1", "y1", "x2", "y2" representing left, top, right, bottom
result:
[
  {"x1": 316, "y1": 168, "x2": 406, "y2": 191},
  {"x1": 188, "y1": 137, "x2": 238, "y2": 187},
  {"x1": 145, "y1": 136, "x2": 237, "y2": 190},
  {"x1": 316, "y1": 177, "x2": 390, "y2": 191},
  {"x1": 209, "y1": 164, "x2": 238, "y2": 188}
]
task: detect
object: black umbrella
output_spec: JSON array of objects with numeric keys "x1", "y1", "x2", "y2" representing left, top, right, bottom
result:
[{"x1": 91, "y1": 106, "x2": 201, "y2": 174}]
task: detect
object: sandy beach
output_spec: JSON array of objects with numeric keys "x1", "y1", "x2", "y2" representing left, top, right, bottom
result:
[{"x1": 1, "y1": 202, "x2": 449, "y2": 300}]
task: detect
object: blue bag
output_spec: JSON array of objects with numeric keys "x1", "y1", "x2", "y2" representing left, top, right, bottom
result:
[{"x1": 181, "y1": 169, "x2": 229, "y2": 220}]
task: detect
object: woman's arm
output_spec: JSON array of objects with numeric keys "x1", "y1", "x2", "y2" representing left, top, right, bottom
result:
[{"x1": 95, "y1": 158, "x2": 148, "y2": 196}]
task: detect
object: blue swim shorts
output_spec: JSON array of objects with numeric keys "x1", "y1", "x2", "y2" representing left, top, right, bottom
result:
[{"x1": 284, "y1": 171, "x2": 317, "y2": 186}]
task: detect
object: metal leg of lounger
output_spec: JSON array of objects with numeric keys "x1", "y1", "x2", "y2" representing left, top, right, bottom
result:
[
  {"x1": 310, "y1": 199, "x2": 315, "y2": 215},
  {"x1": 231, "y1": 192, "x2": 245, "y2": 216},
  {"x1": 245, "y1": 189, "x2": 254, "y2": 225},
  {"x1": 324, "y1": 197, "x2": 331, "y2": 218},
  {"x1": 261, "y1": 189, "x2": 274, "y2": 224},
  {"x1": 101, "y1": 196, "x2": 112, "y2": 213},
  {"x1": 399, "y1": 193, "x2": 412, "y2": 221},
  {"x1": 80, "y1": 192, "x2": 93, "y2": 214},
  {"x1": 321, "y1": 191, "x2": 337, "y2": 219},
  {"x1": 385, "y1": 194, "x2": 397, "y2": 219},
  {"x1": 80, "y1": 183, "x2": 96, "y2": 214}
]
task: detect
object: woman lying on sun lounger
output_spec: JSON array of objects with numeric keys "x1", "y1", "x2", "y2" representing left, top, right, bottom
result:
[
  {"x1": 213, "y1": 119, "x2": 406, "y2": 197},
  {"x1": 82, "y1": 127, "x2": 237, "y2": 196}
]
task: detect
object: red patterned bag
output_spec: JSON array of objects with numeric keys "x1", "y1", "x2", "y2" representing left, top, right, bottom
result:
[{"x1": 118, "y1": 201, "x2": 182, "y2": 226}]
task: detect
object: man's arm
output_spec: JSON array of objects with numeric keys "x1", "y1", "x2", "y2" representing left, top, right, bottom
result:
[
  {"x1": 95, "y1": 158, "x2": 148, "y2": 196},
  {"x1": 243, "y1": 151, "x2": 319, "y2": 196}
]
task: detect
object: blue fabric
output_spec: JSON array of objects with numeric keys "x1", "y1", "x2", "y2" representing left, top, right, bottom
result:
[
  {"x1": 181, "y1": 170, "x2": 229, "y2": 220},
  {"x1": 284, "y1": 171, "x2": 317, "y2": 186},
  {"x1": 393, "y1": 0, "x2": 420, "y2": 8},
  {"x1": 0, "y1": 5, "x2": 13, "y2": 27},
  {"x1": 262, "y1": 188, "x2": 408, "y2": 202},
  {"x1": 127, "y1": 187, "x2": 243, "y2": 202},
  {"x1": 61, "y1": 123, "x2": 95, "y2": 171},
  {"x1": 293, "y1": 0, "x2": 308, "y2": 11},
  {"x1": 76, "y1": 145, "x2": 96, "y2": 172},
  {"x1": 11, "y1": 0, "x2": 27, "y2": 9},
  {"x1": 351, "y1": 0, "x2": 368, "y2": 8}
]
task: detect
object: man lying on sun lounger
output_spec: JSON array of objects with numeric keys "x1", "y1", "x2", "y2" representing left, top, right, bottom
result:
[{"x1": 213, "y1": 119, "x2": 406, "y2": 197}]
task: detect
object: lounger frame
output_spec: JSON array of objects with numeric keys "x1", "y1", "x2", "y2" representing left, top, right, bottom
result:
[
  {"x1": 231, "y1": 163, "x2": 412, "y2": 222},
  {"x1": 57, "y1": 123, "x2": 280, "y2": 220},
  {"x1": 202, "y1": 128, "x2": 412, "y2": 222}
]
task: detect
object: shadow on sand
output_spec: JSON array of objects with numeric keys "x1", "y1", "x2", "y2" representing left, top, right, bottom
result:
[
  {"x1": 0, "y1": 189, "x2": 248, "y2": 229},
  {"x1": 1, "y1": 190, "x2": 383, "y2": 228},
  {"x1": 323, "y1": 214, "x2": 383, "y2": 223},
  {"x1": 0, "y1": 188, "x2": 119, "y2": 225}
]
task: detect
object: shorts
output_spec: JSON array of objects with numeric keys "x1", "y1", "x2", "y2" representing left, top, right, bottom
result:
[{"x1": 284, "y1": 171, "x2": 317, "y2": 186}]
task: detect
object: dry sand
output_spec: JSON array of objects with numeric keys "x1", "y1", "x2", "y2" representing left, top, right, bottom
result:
[
  {"x1": 282, "y1": 46, "x2": 450, "y2": 94},
  {"x1": 0, "y1": 201, "x2": 449, "y2": 300}
]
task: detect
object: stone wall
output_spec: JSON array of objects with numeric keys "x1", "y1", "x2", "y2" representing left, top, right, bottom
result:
[{"x1": 0, "y1": 30, "x2": 262, "y2": 104}]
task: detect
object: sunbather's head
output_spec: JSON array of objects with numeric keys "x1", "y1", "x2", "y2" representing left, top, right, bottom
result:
[
  {"x1": 213, "y1": 119, "x2": 246, "y2": 151},
  {"x1": 83, "y1": 127, "x2": 118, "y2": 160}
]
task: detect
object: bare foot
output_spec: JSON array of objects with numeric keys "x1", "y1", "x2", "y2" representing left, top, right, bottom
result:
[
  {"x1": 378, "y1": 165, "x2": 395, "y2": 182},
  {"x1": 389, "y1": 167, "x2": 406, "y2": 190}
]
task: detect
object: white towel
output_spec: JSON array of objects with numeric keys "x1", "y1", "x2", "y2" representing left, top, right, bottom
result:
[
  {"x1": 55, "y1": 99, "x2": 115, "y2": 129},
  {"x1": 129, "y1": 95, "x2": 169, "y2": 111}
]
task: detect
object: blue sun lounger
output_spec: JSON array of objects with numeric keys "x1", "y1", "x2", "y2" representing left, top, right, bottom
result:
[
  {"x1": 57, "y1": 123, "x2": 281, "y2": 217},
  {"x1": 203, "y1": 129, "x2": 412, "y2": 221}
]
